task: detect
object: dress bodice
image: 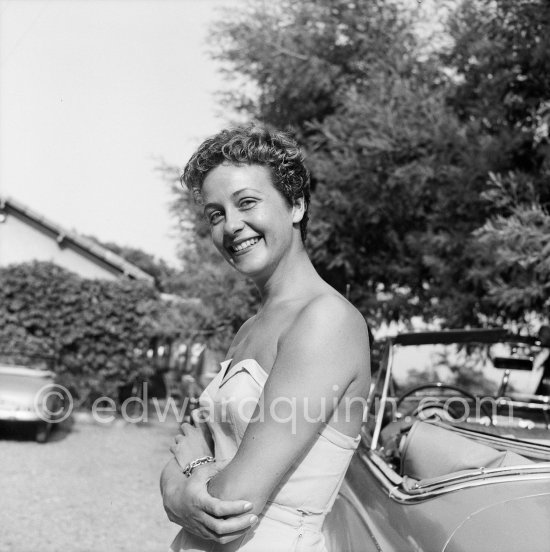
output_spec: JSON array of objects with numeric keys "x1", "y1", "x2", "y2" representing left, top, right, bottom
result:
[{"x1": 196, "y1": 358, "x2": 360, "y2": 516}]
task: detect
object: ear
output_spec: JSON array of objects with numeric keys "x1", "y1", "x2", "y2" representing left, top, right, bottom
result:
[{"x1": 292, "y1": 196, "x2": 306, "y2": 224}]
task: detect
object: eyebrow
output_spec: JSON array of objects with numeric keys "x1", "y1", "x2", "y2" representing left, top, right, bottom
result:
[{"x1": 203, "y1": 188, "x2": 262, "y2": 212}]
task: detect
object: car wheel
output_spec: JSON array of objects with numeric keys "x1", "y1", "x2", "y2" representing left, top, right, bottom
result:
[{"x1": 35, "y1": 421, "x2": 51, "y2": 443}]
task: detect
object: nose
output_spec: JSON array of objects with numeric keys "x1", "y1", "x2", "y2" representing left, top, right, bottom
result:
[{"x1": 223, "y1": 206, "x2": 245, "y2": 235}]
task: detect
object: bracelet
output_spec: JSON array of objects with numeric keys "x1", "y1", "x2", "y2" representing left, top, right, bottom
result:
[{"x1": 182, "y1": 456, "x2": 215, "y2": 477}]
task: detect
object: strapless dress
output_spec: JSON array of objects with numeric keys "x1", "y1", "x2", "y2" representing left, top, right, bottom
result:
[{"x1": 170, "y1": 359, "x2": 360, "y2": 552}]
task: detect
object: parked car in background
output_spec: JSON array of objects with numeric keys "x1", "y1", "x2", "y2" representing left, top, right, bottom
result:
[
  {"x1": 0, "y1": 364, "x2": 64, "y2": 442},
  {"x1": 323, "y1": 328, "x2": 550, "y2": 551}
]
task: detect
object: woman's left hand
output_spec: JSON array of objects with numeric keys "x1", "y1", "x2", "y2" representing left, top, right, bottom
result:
[
  {"x1": 170, "y1": 422, "x2": 213, "y2": 470},
  {"x1": 161, "y1": 458, "x2": 256, "y2": 543}
]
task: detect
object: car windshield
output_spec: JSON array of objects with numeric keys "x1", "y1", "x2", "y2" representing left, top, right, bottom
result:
[
  {"x1": 391, "y1": 341, "x2": 546, "y2": 397},
  {"x1": 0, "y1": 366, "x2": 53, "y2": 390}
]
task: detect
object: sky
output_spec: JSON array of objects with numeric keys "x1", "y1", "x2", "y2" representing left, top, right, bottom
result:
[{"x1": 0, "y1": 0, "x2": 238, "y2": 267}]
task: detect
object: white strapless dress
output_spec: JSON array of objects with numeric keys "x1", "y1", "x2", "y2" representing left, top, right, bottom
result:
[{"x1": 170, "y1": 359, "x2": 360, "y2": 552}]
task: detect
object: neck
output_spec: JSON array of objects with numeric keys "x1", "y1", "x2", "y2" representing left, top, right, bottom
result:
[{"x1": 253, "y1": 240, "x2": 321, "y2": 307}]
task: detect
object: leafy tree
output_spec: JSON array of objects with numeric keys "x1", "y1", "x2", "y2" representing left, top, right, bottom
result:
[
  {"x1": 469, "y1": 179, "x2": 550, "y2": 323},
  {"x1": 208, "y1": 0, "x2": 497, "y2": 327},
  {"x1": 201, "y1": 0, "x2": 550, "y2": 331},
  {"x1": 210, "y1": 0, "x2": 420, "y2": 130},
  {"x1": 445, "y1": 0, "x2": 550, "y2": 150},
  {"x1": 304, "y1": 72, "x2": 495, "y2": 326},
  {"x1": 443, "y1": 0, "x2": 550, "y2": 216},
  {"x1": 444, "y1": 0, "x2": 550, "y2": 324}
]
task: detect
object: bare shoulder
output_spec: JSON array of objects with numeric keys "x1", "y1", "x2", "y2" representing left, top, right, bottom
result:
[
  {"x1": 295, "y1": 291, "x2": 368, "y2": 339},
  {"x1": 277, "y1": 290, "x2": 370, "y2": 378}
]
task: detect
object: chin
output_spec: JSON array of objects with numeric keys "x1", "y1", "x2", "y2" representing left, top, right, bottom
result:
[
  {"x1": 228, "y1": 256, "x2": 270, "y2": 279},
  {"x1": 232, "y1": 261, "x2": 265, "y2": 278}
]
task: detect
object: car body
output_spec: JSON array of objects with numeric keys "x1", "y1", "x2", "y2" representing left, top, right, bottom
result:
[
  {"x1": 0, "y1": 364, "x2": 62, "y2": 442},
  {"x1": 323, "y1": 329, "x2": 550, "y2": 551}
]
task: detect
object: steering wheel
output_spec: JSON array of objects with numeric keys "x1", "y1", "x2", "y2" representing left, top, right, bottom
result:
[{"x1": 395, "y1": 383, "x2": 494, "y2": 425}]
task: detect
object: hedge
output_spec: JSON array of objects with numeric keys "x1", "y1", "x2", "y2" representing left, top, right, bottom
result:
[{"x1": 0, "y1": 261, "x2": 175, "y2": 406}]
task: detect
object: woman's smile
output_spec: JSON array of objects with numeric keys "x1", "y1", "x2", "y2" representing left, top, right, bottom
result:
[{"x1": 228, "y1": 236, "x2": 262, "y2": 255}]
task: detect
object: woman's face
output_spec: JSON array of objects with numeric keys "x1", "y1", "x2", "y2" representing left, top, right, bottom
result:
[{"x1": 201, "y1": 163, "x2": 303, "y2": 279}]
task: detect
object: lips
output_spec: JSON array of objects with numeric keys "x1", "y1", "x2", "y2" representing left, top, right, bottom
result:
[{"x1": 229, "y1": 237, "x2": 261, "y2": 254}]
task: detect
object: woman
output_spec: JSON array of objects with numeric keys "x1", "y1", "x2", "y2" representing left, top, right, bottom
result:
[{"x1": 161, "y1": 126, "x2": 371, "y2": 551}]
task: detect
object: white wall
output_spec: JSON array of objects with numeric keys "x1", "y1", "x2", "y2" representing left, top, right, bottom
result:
[{"x1": 0, "y1": 212, "x2": 119, "y2": 280}]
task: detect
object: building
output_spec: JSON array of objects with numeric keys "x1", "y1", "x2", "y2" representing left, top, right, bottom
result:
[{"x1": 0, "y1": 196, "x2": 154, "y2": 283}]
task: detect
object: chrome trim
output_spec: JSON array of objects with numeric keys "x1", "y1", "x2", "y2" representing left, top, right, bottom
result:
[
  {"x1": 360, "y1": 426, "x2": 373, "y2": 449},
  {"x1": 408, "y1": 463, "x2": 550, "y2": 491},
  {"x1": 360, "y1": 450, "x2": 550, "y2": 504},
  {"x1": 511, "y1": 393, "x2": 550, "y2": 404},
  {"x1": 364, "y1": 381, "x2": 376, "y2": 414},
  {"x1": 367, "y1": 450, "x2": 403, "y2": 486},
  {"x1": 393, "y1": 470, "x2": 550, "y2": 503},
  {"x1": 359, "y1": 450, "x2": 402, "y2": 495},
  {"x1": 371, "y1": 345, "x2": 392, "y2": 450},
  {"x1": 497, "y1": 398, "x2": 550, "y2": 412}
]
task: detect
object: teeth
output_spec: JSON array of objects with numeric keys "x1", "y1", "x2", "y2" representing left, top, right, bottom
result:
[{"x1": 232, "y1": 237, "x2": 259, "y2": 252}]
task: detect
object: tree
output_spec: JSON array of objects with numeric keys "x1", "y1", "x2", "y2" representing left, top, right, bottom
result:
[
  {"x1": 208, "y1": 0, "x2": 498, "y2": 326},
  {"x1": 203, "y1": 0, "x2": 550, "y2": 330},
  {"x1": 211, "y1": 0, "x2": 421, "y2": 131},
  {"x1": 443, "y1": 0, "x2": 550, "y2": 208},
  {"x1": 469, "y1": 177, "x2": 550, "y2": 323},
  {"x1": 444, "y1": 0, "x2": 550, "y2": 324}
]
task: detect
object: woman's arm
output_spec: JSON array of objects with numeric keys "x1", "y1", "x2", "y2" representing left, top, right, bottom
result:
[
  {"x1": 161, "y1": 459, "x2": 257, "y2": 543},
  {"x1": 161, "y1": 416, "x2": 258, "y2": 542},
  {"x1": 208, "y1": 295, "x2": 371, "y2": 516}
]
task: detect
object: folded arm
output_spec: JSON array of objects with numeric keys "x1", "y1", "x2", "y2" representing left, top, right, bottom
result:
[{"x1": 160, "y1": 414, "x2": 257, "y2": 543}]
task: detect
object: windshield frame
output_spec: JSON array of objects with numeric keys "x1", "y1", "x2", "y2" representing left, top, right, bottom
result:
[{"x1": 368, "y1": 330, "x2": 550, "y2": 451}]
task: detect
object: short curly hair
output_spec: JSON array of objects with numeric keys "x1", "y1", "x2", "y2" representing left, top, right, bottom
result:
[{"x1": 181, "y1": 125, "x2": 311, "y2": 241}]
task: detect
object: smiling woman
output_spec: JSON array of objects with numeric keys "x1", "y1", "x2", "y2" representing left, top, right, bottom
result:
[
  {"x1": 201, "y1": 164, "x2": 304, "y2": 282},
  {"x1": 160, "y1": 126, "x2": 371, "y2": 552}
]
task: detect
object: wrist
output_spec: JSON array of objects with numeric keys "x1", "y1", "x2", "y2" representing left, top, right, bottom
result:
[
  {"x1": 182, "y1": 455, "x2": 215, "y2": 477},
  {"x1": 161, "y1": 458, "x2": 187, "y2": 501}
]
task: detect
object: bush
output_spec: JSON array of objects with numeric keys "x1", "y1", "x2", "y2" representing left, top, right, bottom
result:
[{"x1": 0, "y1": 262, "x2": 171, "y2": 406}]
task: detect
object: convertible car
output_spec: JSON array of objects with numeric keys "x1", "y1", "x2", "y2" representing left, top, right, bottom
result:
[{"x1": 323, "y1": 329, "x2": 550, "y2": 551}]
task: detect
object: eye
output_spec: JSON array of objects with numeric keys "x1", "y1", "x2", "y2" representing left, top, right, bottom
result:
[
  {"x1": 239, "y1": 198, "x2": 257, "y2": 209},
  {"x1": 207, "y1": 210, "x2": 224, "y2": 225}
]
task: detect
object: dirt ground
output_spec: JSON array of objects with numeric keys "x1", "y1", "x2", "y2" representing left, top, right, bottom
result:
[{"x1": 0, "y1": 409, "x2": 183, "y2": 552}]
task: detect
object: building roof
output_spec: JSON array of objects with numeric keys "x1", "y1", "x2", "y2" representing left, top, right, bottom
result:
[{"x1": 0, "y1": 196, "x2": 155, "y2": 284}]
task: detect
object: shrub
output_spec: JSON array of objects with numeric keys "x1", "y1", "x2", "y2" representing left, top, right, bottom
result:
[{"x1": 0, "y1": 262, "x2": 171, "y2": 406}]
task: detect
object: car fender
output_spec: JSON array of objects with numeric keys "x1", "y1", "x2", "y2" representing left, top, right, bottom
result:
[{"x1": 443, "y1": 493, "x2": 550, "y2": 552}]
